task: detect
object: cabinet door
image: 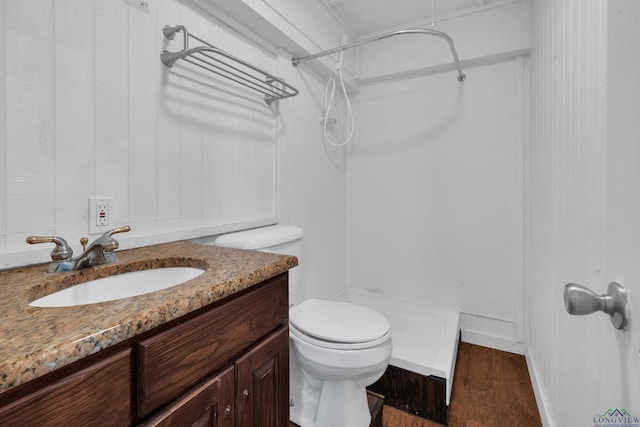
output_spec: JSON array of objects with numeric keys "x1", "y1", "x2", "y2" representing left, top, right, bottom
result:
[
  {"x1": 236, "y1": 325, "x2": 289, "y2": 427},
  {"x1": 138, "y1": 277, "x2": 288, "y2": 417},
  {"x1": 140, "y1": 365, "x2": 235, "y2": 427},
  {"x1": 0, "y1": 349, "x2": 131, "y2": 426}
]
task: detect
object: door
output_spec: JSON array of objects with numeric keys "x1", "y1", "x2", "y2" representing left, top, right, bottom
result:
[
  {"x1": 236, "y1": 325, "x2": 289, "y2": 427},
  {"x1": 603, "y1": 0, "x2": 640, "y2": 411}
]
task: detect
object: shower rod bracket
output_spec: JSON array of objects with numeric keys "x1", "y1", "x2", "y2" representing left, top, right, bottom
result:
[{"x1": 291, "y1": 29, "x2": 466, "y2": 82}]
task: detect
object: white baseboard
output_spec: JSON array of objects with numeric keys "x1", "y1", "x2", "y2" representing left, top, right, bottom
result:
[
  {"x1": 461, "y1": 328, "x2": 526, "y2": 354},
  {"x1": 459, "y1": 312, "x2": 525, "y2": 354},
  {"x1": 524, "y1": 346, "x2": 552, "y2": 427}
]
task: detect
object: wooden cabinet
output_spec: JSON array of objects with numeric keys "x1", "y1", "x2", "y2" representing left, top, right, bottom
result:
[
  {"x1": 137, "y1": 277, "x2": 288, "y2": 417},
  {"x1": 0, "y1": 273, "x2": 290, "y2": 427},
  {"x1": 143, "y1": 325, "x2": 289, "y2": 427},
  {"x1": 236, "y1": 325, "x2": 289, "y2": 427},
  {"x1": 140, "y1": 365, "x2": 235, "y2": 427},
  {"x1": 0, "y1": 349, "x2": 132, "y2": 426}
]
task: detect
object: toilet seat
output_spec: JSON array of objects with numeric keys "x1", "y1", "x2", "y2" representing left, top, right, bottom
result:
[
  {"x1": 290, "y1": 323, "x2": 391, "y2": 350},
  {"x1": 289, "y1": 299, "x2": 391, "y2": 350}
]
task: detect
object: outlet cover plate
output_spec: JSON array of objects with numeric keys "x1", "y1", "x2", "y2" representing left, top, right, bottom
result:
[{"x1": 89, "y1": 197, "x2": 114, "y2": 234}]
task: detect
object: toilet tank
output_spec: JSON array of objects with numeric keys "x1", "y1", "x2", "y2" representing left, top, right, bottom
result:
[
  {"x1": 212, "y1": 225, "x2": 303, "y2": 255},
  {"x1": 212, "y1": 225, "x2": 304, "y2": 304}
]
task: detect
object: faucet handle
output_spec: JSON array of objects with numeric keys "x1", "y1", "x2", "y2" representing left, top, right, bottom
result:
[
  {"x1": 80, "y1": 237, "x2": 89, "y2": 251},
  {"x1": 100, "y1": 226, "x2": 130, "y2": 263},
  {"x1": 26, "y1": 236, "x2": 73, "y2": 261},
  {"x1": 104, "y1": 226, "x2": 131, "y2": 251},
  {"x1": 108, "y1": 226, "x2": 131, "y2": 236}
]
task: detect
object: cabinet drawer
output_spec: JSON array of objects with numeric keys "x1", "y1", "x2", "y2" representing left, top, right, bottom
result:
[
  {"x1": 139, "y1": 365, "x2": 234, "y2": 427},
  {"x1": 138, "y1": 276, "x2": 288, "y2": 416},
  {"x1": 0, "y1": 349, "x2": 131, "y2": 426}
]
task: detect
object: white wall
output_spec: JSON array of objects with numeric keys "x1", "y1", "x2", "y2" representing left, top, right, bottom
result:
[
  {"x1": 357, "y1": 0, "x2": 532, "y2": 81},
  {"x1": 0, "y1": 0, "x2": 347, "y2": 301},
  {"x1": 273, "y1": 51, "x2": 349, "y2": 304},
  {"x1": 528, "y1": 0, "x2": 640, "y2": 425},
  {"x1": 0, "y1": 0, "x2": 282, "y2": 268},
  {"x1": 346, "y1": 1, "x2": 530, "y2": 352},
  {"x1": 348, "y1": 61, "x2": 525, "y2": 348}
]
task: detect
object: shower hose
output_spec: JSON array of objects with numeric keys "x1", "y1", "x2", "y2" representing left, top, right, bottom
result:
[{"x1": 323, "y1": 47, "x2": 354, "y2": 147}]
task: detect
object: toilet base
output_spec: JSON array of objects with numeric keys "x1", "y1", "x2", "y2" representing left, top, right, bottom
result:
[
  {"x1": 290, "y1": 365, "x2": 375, "y2": 427},
  {"x1": 289, "y1": 374, "x2": 318, "y2": 427},
  {"x1": 290, "y1": 390, "x2": 384, "y2": 427},
  {"x1": 314, "y1": 379, "x2": 371, "y2": 427}
]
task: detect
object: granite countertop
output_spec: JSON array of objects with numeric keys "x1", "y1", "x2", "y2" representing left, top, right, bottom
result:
[{"x1": 0, "y1": 240, "x2": 297, "y2": 395}]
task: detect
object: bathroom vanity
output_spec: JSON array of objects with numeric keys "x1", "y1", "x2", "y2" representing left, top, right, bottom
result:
[{"x1": 0, "y1": 241, "x2": 296, "y2": 426}]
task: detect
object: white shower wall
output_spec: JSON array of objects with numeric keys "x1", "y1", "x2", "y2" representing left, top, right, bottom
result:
[
  {"x1": 346, "y1": 2, "x2": 530, "y2": 351},
  {"x1": 348, "y1": 61, "x2": 525, "y2": 348}
]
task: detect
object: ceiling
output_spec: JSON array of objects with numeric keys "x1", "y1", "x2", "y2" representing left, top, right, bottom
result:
[{"x1": 325, "y1": 0, "x2": 490, "y2": 37}]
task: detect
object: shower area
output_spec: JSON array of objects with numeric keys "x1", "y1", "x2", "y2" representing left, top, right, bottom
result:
[
  {"x1": 340, "y1": 50, "x2": 525, "y2": 421},
  {"x1": 345, "y1": 36, "x2": 525, "y2": 351},
  {"x1": 284, "y1": 0, "x2": 529, "y2": 422}
]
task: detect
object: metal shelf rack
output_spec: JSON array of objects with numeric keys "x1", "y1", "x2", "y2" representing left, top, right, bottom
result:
[{"x1": 161, "y1": 25, "x2": 299, "y2": 105}]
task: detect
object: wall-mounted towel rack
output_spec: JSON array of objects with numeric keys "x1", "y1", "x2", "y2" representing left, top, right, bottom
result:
[{"x1": 161, "y1": 25, "x2": 299, "y2": 105}]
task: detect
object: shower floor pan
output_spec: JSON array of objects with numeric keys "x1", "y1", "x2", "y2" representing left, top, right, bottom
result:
[{"x1": 333, "y1": 288, "x2": 460, "y2": 425}]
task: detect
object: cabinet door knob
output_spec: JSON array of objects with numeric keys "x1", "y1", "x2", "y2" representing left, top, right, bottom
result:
[
  {"x1": 224, "y1": 405, "x2": 231, "y2": 416},
  {"x1": 243, "y1": 389, "x2": 249, "y2": 397}
]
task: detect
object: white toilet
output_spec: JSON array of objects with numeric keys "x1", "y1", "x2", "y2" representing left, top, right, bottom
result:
[{"x1": 213, "y1": 224, "x2": 392, "y2": 427}]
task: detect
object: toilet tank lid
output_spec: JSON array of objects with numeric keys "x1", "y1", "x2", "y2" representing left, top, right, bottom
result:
[{"x1": 213, "y1": 224, "x2": 304, "y2": 250}]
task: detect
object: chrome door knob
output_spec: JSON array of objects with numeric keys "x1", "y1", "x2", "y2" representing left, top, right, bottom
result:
[{"x1": 564, "y1": 281, "x2": 629, "y2": 330}]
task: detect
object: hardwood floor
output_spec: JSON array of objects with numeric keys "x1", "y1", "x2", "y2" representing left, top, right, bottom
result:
[
  {"x1": 382, "y1": 342, "x2": 542, "y2": 427},
  {"x1": 290, "y1": 342, "x2": 542, "y2": 427}
]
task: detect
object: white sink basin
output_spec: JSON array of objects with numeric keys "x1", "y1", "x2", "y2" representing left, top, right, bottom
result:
[{"x1": 30, "y1": 267, "x2": 205, "y2": 307}]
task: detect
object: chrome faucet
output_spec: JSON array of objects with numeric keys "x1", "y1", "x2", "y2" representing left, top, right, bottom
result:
[{"x1": 26, "y1": 226, "x2": 131, "y2": 273}]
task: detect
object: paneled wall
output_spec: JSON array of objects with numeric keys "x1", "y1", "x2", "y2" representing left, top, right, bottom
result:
[
  {"x1": 528, "y1": 0, "x2": 608, "y2": 425},
  {"x1": 529, "y1": 1, "x2": 640, "y2": 424},
  {"x1": 280, "y1": 60, "x2": 349, "y2": 304},
  {"x1": 0, "y1": 0, "x2": 349, "y2": 305},
  {"x1": 0, "y1": 0, "x2": 280, "y2": 268}
]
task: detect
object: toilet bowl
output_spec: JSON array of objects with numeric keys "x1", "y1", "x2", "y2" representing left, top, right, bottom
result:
[
  {"x1": 289, "y1": 298, "x2": 392, "y2": 427},
  {"x1": 212, "y1": 225, "x2": 392, "y2": 427}
]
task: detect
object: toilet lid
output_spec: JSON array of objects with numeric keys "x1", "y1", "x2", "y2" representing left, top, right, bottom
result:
[{"x1": 289, "y1": 299, "x2": 390, "y2": 344}]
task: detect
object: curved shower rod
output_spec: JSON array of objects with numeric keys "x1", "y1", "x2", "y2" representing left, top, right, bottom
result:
[{"x1": 291, "y1": 29, "x2": 466, "y2": 82}]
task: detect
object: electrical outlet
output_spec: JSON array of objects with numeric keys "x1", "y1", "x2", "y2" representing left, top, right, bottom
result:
[
  {"x1": 89, "y1": 197, "x2": 114, "y2": 234},
  {"x1": 96, "y1": 202, "x2": 108, "y2": 226}
]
